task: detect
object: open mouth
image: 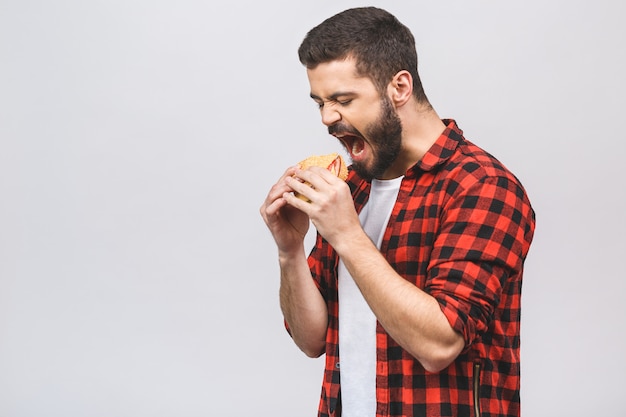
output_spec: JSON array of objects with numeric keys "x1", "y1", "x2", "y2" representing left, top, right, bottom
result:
[{"x1": 336, "y1": 133, "x2": 366, "y2": 159}]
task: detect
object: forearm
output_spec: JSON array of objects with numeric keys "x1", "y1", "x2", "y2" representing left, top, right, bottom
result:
[
  {"x1": 278, "y1": 249, "x2": 328, "y2": 358},
  {"x1": 334, "y1": 230, "x2": 465, "y2": 372}
]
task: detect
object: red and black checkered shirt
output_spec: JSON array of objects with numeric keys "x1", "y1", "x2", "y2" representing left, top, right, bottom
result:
[{"x1": 305, "y1": 120, "x2": 536, "y2": 417}]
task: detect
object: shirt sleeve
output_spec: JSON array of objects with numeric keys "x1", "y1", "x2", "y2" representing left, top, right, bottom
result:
[{"x1": 425, "y1": 174, "x2": 534, "y2": 346}]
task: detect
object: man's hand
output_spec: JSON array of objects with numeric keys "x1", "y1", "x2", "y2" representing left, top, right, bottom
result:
[
  {"x1": 260, "y1": 166, "x2": 310, "y2": 256},
  {"x1": 283, "y1": 165, "x2": 362, "y2": 251}
]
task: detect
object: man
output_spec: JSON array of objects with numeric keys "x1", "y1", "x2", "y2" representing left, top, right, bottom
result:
[{"x1": 260, "y1": 7, "x2": 535, "y2": 417}]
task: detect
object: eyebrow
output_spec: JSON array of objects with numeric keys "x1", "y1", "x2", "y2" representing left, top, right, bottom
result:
[{"x1": 310, "y1": 91, "x2": 356, "y2": 101}]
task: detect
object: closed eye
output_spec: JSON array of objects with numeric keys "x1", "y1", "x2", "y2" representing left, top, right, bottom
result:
[
  {"x1": 310, "y1": 92, "x2": 356, "y2": 110},
  {"x1": 313, "y1": 98, "x2": 353, "y2": 110}
]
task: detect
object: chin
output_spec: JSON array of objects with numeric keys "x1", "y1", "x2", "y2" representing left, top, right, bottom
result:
[{"x1": 351, "y1": 162, "x2": 377, "y2": 181}]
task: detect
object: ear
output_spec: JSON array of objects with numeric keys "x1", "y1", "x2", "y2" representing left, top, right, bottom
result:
[{"x1": 387, "y1": 70, "x2": 413, "y2": 106}]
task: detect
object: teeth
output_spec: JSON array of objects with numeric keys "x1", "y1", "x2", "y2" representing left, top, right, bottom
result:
[{"x1": 352, "y1": 141, "x2": 362, "y2": 155}]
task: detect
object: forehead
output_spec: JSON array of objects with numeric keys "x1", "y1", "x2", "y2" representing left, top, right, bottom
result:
[{"x1": 306, "y1": 58, "x2": 377, "y2": 98}]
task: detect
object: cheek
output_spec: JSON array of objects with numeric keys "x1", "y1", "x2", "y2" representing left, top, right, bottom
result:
[{"x1": 351, "y1": 111, "x2": 379, "y2": 136}]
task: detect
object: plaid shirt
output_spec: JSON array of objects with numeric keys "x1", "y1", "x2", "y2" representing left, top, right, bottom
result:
[{"x1": 305, "y1": 120, "x2": 535, "y2": 417}]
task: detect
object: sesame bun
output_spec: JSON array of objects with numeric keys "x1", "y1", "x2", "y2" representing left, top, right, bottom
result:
[
  {"x1": 295, "y1": 153, "x2": 348, "y2": 201},
  {"x1": 298, "y1": 153, "x2": 348, "y2": 180}
]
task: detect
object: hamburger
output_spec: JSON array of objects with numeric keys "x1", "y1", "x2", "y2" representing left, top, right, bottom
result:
[{"x1": 295, "y1": 153, "x2": 348, "y2": 201}]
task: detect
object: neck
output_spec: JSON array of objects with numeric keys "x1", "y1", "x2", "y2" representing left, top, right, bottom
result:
[{"x1": 383, "y1": 102, "x2": 446, "y2": 179}]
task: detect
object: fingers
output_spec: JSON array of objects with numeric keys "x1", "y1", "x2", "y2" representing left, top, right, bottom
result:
[
  {"x1": 284, "y1": 177, "x2": 314, "y2": 204},
  {"x1": 265, "y1": 166, "x2": 300, "y2": 200},
  {"x1": 260, "y1": 166, "x2": 298, "y2": 220},
  {"x1": 289, "y1": 166, "x2": 338, "y2": 199},
  {"x1": 296, "y1": 165, "x2": 338, "y2": 185},
  {"x1": 262, "y1": 164, "x2": 340, "y2": 220},
  {"x1": 260, "y1": 191, "x2": 287, "y2": 222}
]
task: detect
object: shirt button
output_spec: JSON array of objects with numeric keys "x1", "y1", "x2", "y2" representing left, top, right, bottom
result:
[{"x1": 335, "y1": 362, "x2": 340, "y2": 368}]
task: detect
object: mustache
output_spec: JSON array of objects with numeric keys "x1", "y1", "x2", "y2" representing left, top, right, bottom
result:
[{"x1": 328, "y1": 123, "x2": 363, "y2": 137}]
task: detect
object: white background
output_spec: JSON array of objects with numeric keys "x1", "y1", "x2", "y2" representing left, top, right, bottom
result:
[{"x1": 1, "y1": 1, "x2": 625, "y2": 416}]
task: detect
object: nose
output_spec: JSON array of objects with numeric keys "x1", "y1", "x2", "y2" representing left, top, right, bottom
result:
[{"x1": 320, "y1": 105, "x2": 341, "y2": 126}]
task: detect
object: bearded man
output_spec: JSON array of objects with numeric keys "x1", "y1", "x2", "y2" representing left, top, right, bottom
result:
[{"x1": 260, "y1": 7, "x2": 536, "y2": 417}]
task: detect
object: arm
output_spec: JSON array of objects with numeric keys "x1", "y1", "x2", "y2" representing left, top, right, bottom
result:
[
  {"x1": 332, "y1": 228, "x2": 464, "y2": 372},
  {"x1": 278, "y1": 246, "x2": 328, "y2": 358},
  {"x1": 285, "y1": 167, "x2": 464, "y2": 372},
  {"x1": 260, "y1": 166, "x2": 328, "y2": 357}
]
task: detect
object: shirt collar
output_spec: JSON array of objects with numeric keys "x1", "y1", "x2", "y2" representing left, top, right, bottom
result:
[{"x1": 408, "y1": 119, "x2": 464, "y2": 175}]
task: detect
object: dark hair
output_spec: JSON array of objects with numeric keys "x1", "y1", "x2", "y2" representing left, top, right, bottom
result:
[{"x1": 298, "y1": 7, "x2": 430, "y2": 104}]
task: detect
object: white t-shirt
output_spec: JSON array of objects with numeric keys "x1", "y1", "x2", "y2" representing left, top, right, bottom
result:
[{"x1": 338, "y1": 176, "x2": 403, "y2": 417}]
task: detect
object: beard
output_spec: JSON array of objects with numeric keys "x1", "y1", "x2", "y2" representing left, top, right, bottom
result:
[{"x1": 329, "y1": 96, "x2": 403, "y2": 181}]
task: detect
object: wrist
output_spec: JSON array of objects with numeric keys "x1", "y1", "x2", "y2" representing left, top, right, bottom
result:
[
  {"x1": 332, "y1": 227, "x2": 373, "y2": 259},
  {"x1": 277, "y1": 244, "x2": 307, "y2": 265}
]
